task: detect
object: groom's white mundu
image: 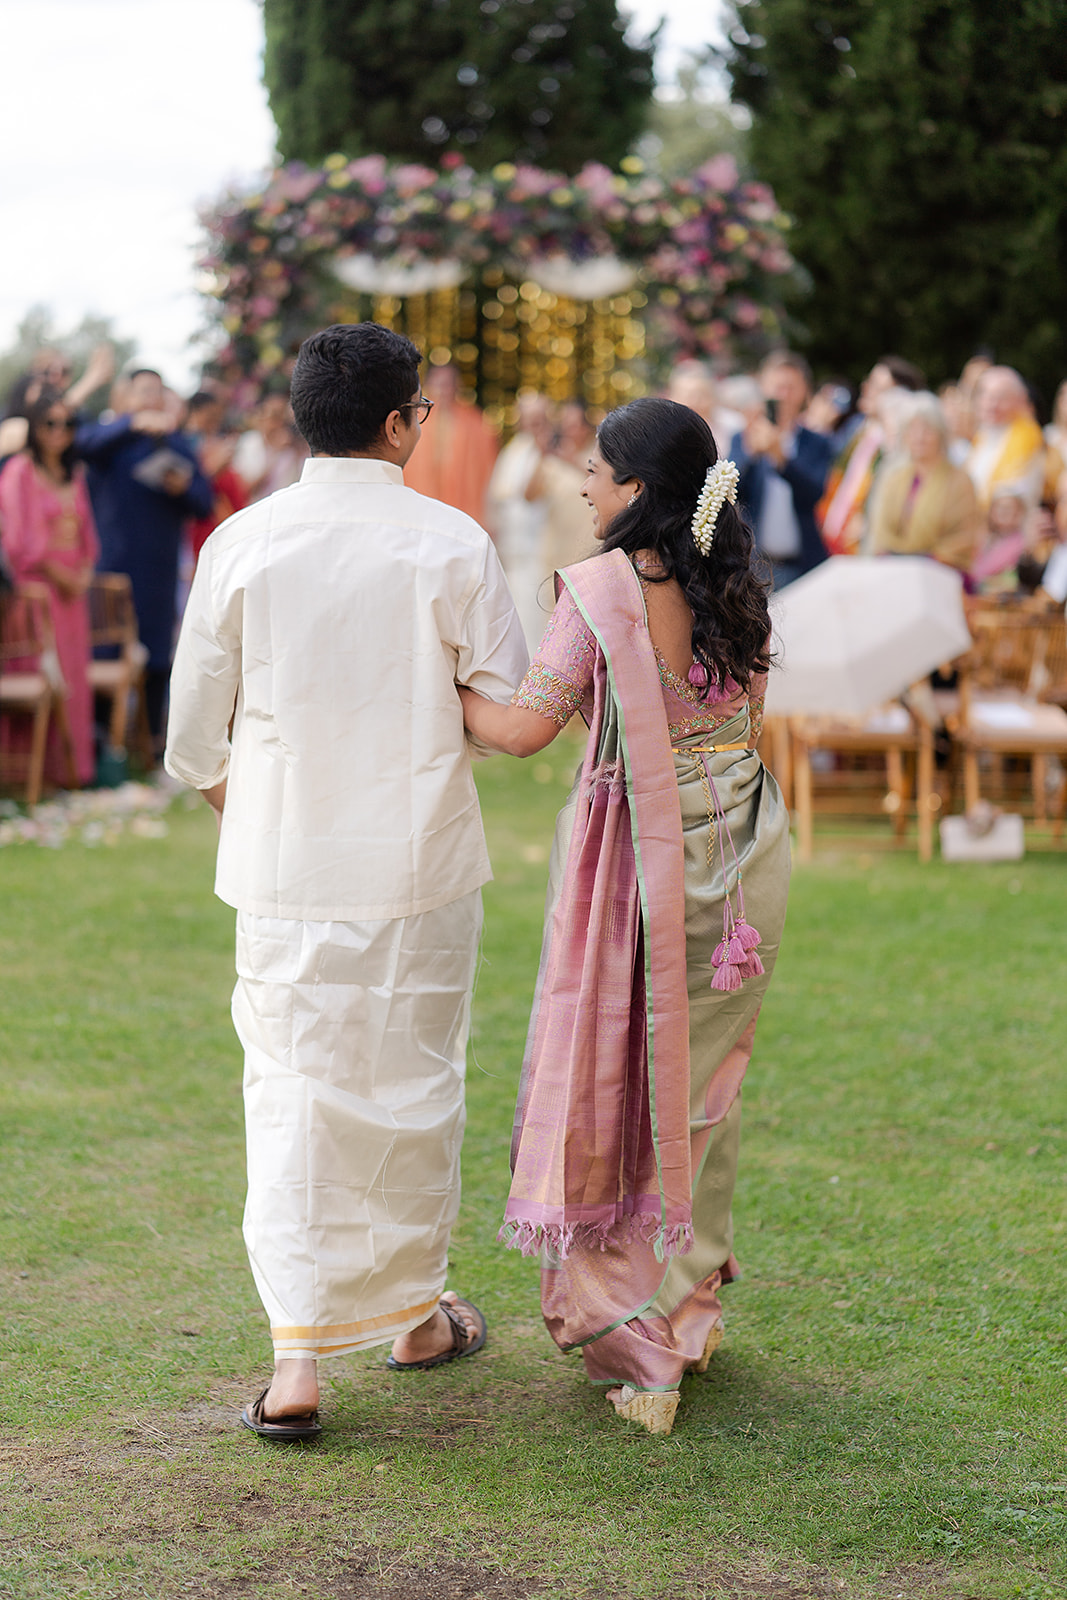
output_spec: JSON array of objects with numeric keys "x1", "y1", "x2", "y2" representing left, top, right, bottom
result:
[{"x1": 166, "y1": 329, "x2": 526, "y2": 1412}]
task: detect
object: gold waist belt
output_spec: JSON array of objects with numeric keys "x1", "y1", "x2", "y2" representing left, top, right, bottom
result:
[{"x1": 671, "y1": 741, "x2": 750, "y2": 754}]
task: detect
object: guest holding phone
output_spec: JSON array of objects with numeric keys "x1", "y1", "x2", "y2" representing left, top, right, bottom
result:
[
  {"x1": 76, "y1": 370, "x2": 212, "y2": 756},
  {"x1": 730, "y1": 352, "x2": 833, "y2": 588}
]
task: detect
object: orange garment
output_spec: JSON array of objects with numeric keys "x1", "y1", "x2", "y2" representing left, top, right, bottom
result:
[
  {"x1": 817, "y1": 421, "x2": 883, "y2": 554},
  {"x1": 403, "y1": 402, "x2": 498, "y2": 523}
]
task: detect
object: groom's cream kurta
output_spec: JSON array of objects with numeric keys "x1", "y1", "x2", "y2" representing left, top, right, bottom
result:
[{"x1": 166, "y1": 457, "x2": 527, "y2": 1358}]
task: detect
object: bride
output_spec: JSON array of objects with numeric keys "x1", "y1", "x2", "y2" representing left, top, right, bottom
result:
[{"x1": 459, "y1": 396, "x2": 791, "y2": 1436}]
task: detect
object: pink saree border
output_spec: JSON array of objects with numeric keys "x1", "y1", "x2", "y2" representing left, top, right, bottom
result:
[
  {"x1": 500, "y1": 550, "x2": 692, "y2": 1259},
  {"x1": 563, "y1": 553, "x2": 691, "y2": 1233}
]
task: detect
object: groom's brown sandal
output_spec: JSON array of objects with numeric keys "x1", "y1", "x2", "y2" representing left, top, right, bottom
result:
[
  {"x1": 385, "y1": 1295, "x2": 487, "y2": 1371},
  {"x1": 240, "y1": 1386, "x2": 322, "y2": 1441}
]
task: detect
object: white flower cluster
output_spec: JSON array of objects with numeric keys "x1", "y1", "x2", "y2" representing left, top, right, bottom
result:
[
  {"x1": 0, "y1": 781, "x2": 180, "y2": 850},
  {"x1": 691, "y1": 459, "x2": 740, "y2": 557}
]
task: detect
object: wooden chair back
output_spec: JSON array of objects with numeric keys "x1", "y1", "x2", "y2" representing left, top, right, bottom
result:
[
  {"x1": 89, "y1": 572, "x2": 139, "y2": 651},
  {"x1": 954, "y1": 598, "x2": 1067, "y2": 832},
  {"x1": 962, "y1": 600, "x2": 1060, "y2": 696},
  {"x1": 0, "y1": 582, "x2": 76, "y2": 802},
  {"x1": 86, "y1": 572, "x2": 150, "y2": 759},
  {"x1": 0, "y1": 584, "x2": 50, "y2": 667}
]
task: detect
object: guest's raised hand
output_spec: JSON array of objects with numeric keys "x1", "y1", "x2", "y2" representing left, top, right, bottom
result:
[
  {"x1": 744, "y1": 414, "x2": 782, "y2": 463},
  {"x1": 131, "y1": 408, "x2": 172, "y2": 437}
]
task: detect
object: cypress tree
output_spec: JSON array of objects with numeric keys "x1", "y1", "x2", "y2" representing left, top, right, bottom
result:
[
  {"x1": 262, "y1": 0, "x2": 655, "y2": 174},
  {"x1": 724, "y1": 0, "x2": 1067, "y2": 394}
]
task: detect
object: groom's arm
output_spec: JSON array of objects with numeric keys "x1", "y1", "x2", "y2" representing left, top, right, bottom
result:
[
  {"x1": 456, "y1": 537, "x2": 530, "y2": 759},
  {"x1": 164, "y1": 539, "x2": 241, "y2": 805}
]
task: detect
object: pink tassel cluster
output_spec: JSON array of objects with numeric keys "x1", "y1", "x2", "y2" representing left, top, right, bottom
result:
[
  {"x1": 710, "y1": 908, "x2": 765, "y2": 991},
  {"x1": 687, "y1": 661, "x2": 709, "y2": 689},
  {"x1": 703, "y1": 759, "x2": 765, "y2": 992}
]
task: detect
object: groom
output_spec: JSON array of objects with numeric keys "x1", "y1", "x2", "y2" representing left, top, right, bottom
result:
[{"x1": 165, "y1": 323, "x2": 527, "y2": 1436}]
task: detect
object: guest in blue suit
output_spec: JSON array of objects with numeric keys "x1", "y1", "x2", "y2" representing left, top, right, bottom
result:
[
  {"x1": 730, "y1": 352, "x2": 833, "y2": 589},
  {"x1": 76, "y1": 370, "x2": 212, "y2": 754}
]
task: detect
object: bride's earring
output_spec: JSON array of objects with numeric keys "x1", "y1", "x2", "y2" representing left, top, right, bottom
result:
[{"x1": 628, "y1": 491, "x2": 639, "y2": 507}]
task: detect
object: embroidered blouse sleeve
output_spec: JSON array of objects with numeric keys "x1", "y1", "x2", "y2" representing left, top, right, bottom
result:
[{"x1": 512, "y1": 587, "x2": 596, "y2": 728}]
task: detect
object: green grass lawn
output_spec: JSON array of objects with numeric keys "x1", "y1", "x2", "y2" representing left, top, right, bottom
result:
[{"x1": 1, "y1": 756, "x2": 1065, "y2": 1600}]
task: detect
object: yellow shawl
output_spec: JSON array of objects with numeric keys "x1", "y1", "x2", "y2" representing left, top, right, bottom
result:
[
  {"x1": 973, "y1": 416, "x2": 1045, "y2": 508},
  {"x1": 869, "y1": 458, "x2": 981, "y2": 570}
]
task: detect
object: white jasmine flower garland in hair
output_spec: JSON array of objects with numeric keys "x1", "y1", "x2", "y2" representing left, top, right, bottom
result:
[{"x1": 691, "y1": 460, "x2": 740, "y2": 556}]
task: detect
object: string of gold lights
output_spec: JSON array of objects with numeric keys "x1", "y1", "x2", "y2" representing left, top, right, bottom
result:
[{"x1": 332, "y1": 272, "x2": 646, "y2": 432}]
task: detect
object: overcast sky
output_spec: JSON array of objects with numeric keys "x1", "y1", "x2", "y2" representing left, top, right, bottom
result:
[{"x1": 0, "y1": 0, "x2": 723, "y2": 389}]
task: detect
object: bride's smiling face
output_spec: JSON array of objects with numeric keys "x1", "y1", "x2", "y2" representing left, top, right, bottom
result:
[{"x1": 580, "y1": 442, "x2": 640, "y2": 539}]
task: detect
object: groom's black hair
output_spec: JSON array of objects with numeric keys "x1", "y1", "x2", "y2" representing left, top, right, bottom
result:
[{"x1": 291, "y1": 322, "x2": 422, "y2": 454}]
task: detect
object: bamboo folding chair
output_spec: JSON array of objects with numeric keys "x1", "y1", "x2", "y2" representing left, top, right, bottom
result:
[
  {"x1": 88, "y1": 572, "x2": 151, "y2": 763},
  {"x1": 757, "y1": 715, "x2": 793, "y2": 811},
  {"x1": 0, "y1": 582, "x2": 77, "y2": 803},
  {"x1": 1030, "y1": 599, "x2": 1067, "y2": 711},
  {"x1": 948, "y1": 604, "x2": 1067, "y2": 833},
  {"x1": 789, "y1": 692, "x2": 938, "y2": 863}
]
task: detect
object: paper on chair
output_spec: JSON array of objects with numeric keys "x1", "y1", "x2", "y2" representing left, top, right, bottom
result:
[{"x1": 973, "y1": 701, "x2": 1035, "y2": 729}]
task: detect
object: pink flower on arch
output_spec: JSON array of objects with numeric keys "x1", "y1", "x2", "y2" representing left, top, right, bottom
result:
[{"x1": 697, "y1": 155, "x2": 739, "y2": 193}]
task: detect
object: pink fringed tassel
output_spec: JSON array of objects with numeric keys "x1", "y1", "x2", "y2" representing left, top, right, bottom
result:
[
  {"x1": 738, "y1": 949, "x2": 765, "y2": 979},
  {"x1": 652, "y1": 1221, "x2": 694, "y2": 1261},
  {"x1": 711, "y1": 960, "x2": 744, "y2": 992},
  {"x1": 500, "y1": 1214, "x2": 694, "y2": 1258},
  {"x1": 733, "y1": 919, "x2": 762, "y2": 951}
]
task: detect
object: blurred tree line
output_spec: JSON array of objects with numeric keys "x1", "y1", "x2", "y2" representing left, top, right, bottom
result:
[
  {"x1": 639, "y1": 60, "x2": 750, "y2": 176},
  {"x1": 724, "y1": 0, "x2": 1067, "y2": 398},
  {"x1": 261, "y1": 0, "x2": 656, "y2": 172}
]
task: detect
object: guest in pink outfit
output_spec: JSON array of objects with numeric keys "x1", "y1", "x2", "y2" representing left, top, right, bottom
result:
[{"x1": 0, "y1": 392, "x2": 99, "y2": 785}]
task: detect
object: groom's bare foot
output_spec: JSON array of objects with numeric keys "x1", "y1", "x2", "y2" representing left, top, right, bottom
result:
[
  {"x1": 261, "y1": 1357, "x2": 319, "y2": 1418},
  {"x1": 389, "y1": 1291, "x2": 482, "y2": 1365}
]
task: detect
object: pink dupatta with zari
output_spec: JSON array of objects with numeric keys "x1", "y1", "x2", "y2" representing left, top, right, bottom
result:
[{"x1": 500, "y1": 551, "x2": 693, "y2": 1260}]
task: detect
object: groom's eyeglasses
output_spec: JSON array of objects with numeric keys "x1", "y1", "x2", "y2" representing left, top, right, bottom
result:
[{"x1": 399, "y1": 395, "x2": 434, "y2": 423}]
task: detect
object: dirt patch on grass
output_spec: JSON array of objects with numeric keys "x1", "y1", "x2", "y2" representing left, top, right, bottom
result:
[
  {"x1": 0, "y1": 1436, "x2": 990, "y2": 1600},
  {"x1": 181, "y1": 1555, "x2": 964, "y2": 1600},
  {"x1": 185, "y1": 1548, "x2": 545, "y2": 1598}
]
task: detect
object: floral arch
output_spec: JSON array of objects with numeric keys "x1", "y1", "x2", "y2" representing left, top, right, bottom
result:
[{"x1": 199, "y1": 153, "x2": 795, "y2": 425}]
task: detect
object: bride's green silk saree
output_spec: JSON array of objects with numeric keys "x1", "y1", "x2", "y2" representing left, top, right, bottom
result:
[{"x1": 502, "y1": 550, "x2": 791, "y2": 1392}]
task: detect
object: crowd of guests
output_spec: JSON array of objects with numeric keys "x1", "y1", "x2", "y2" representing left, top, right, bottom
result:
[
  {"x1": 668, "y1": 350, "x2": 1067, "y2": 606},
  {"x1": 2, "y1": 334, "x2": 1067, "y2": 793},
  {"x1": 0, "y1": 351, "x2": 308, "y2": 786}
]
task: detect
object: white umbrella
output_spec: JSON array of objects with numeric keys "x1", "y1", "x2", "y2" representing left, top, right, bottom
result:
[{"x1": 763, "y1": 556, "x2": 972, "y2": 717}]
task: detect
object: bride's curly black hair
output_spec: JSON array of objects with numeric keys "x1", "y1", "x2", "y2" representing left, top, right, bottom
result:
[{"x1": 596, "y1": 396, "x2": 771, "y2": 691}]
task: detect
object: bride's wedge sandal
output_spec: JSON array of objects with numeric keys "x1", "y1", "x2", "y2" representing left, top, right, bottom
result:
[
  {"x1": 693, "y1": 1314, "x2": 725, "y2": 1375},
  {"x1": 607, "y1": 1386, "x2": 681, "y2": 1436}
]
